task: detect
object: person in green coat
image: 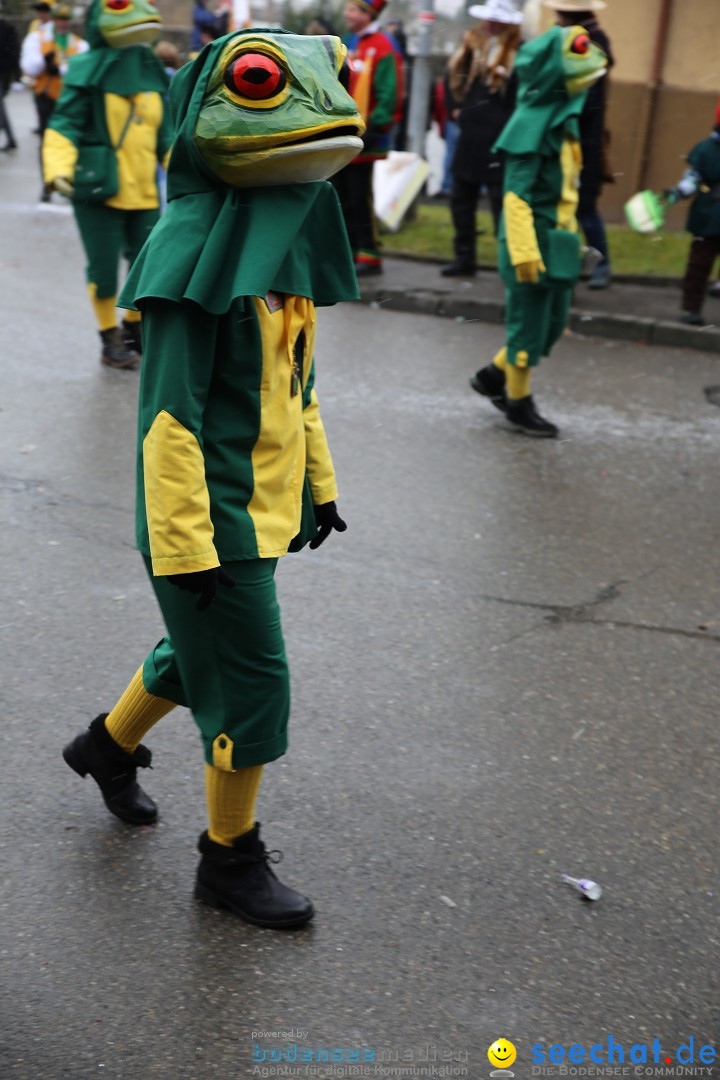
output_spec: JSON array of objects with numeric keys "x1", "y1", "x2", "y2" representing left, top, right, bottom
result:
[
  {"x1": 669, "y1": 103, "x2": 720, "y2": 326},
  {"x1": 61, "y1": 29, "x2": 365, "y2": 928},
  {"x1": 469, "y1": 23, "x2": 606, "y2": 437},
  {"x1": 43, "y1": 0, "x2": 171, "y2": 368}
]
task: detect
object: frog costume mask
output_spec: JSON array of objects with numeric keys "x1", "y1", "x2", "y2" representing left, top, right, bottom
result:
[
  {"x1": 60, "y1": 30, "x2": 365, "y2": 927},
  {"x1": 194, "y1": 32, "x2": 364, "y2": 187},
  {"x1": 123, "y1": 29, "x2": 364, "y2": 309},
  {"x1": 470, "y1": 25, "x2": 607, "y2": 437}
]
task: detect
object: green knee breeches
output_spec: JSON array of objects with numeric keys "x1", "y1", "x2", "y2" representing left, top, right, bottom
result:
[
  {"x1": 73, "y1": 203, "x2": 159, "y2": 299},
  {"x1": 141, "y1": 557, "x2": 290, "y2": 770}
]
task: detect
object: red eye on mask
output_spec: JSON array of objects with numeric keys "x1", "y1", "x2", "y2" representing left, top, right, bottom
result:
[
  {"x1": 570, "y1": 34, "x2": 590, "y2": 55},
  {"x1": 106, "y1": 0, "x2": 130, "y2": 10},
  {"x1": 224, "y1": 53, "x2": 286, "y2": 100}
]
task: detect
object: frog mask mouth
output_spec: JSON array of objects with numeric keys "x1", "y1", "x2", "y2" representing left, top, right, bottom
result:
[
  {"x1": 98, "y1": 0, "x2": 162, "y2": 49},
  {"x1": 194, "y1": 33, "x2": 366, "y2": 187}
]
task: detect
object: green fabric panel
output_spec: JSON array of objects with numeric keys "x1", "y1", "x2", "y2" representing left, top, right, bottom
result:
[
  {"x1": 142, "y1": 637, "x2": 188, "y2": 707},
  {"x1": 687, "y1": 137, "x2": 720, "y2": 237},
  {"x1": 63, "y1": 42, "x2": 169, "y2": 95},
  {"x1": 143, "y1": 555, "x2": 290, "y2": 769},
  {"x1": 501, "y1": 271, "x2": 572, "y2": 367},
  {"x1": 46, "y1": 81, "x2": 91, "y2": 146},
  {"x1": 370, "y1": 50, "x2": 398, "y2": 130},
  {"x1": 73, "y1": 203, "x2": 158, "y2": 296},
  {"x1": 493, "y1": 27, "x2": 585, "y2": 157},
  {"x1": 498, "y1": 153, "x2": 562, "y2": 248},
  {"x1": 119, "y1": 182, "x2": 357, "y2": 314}
]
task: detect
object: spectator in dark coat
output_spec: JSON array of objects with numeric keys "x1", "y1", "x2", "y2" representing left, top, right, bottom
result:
[
  {"x1": 544, "y1": 0, "x2": 615, "y2": 289},
  {"x1": 441, "y1": 0, "x2": 523, "y2": 277},
  {"x1": 0, "y1": 14, "x2": 20, "y2": 150}
]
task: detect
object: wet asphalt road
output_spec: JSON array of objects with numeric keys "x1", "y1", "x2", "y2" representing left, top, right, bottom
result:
[{"x1": 1, "y1": 90, "x2": 719, "y2": 1079}]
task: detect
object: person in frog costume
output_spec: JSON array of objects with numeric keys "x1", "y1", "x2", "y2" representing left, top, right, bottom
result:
[
  {"x1": 42, "y1": 0, "x2": 171, "y2": 369},
  {"x1": 61, "y1": 29, "x2": 365, "y2": 929},
  {"x1": 469, "y1": 24, "x2": 606, "y2": 437}
]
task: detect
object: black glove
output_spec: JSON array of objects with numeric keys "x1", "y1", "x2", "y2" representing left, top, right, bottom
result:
[
  {"x1": 45, "y1": 50, "x2": 60, "y2": 76},
  {"x1": 309, "y1": 501, "x2": 347, "y2": 550},
  {"x1": 167, "y1": 566, "x2": 236, "y2": 612}
]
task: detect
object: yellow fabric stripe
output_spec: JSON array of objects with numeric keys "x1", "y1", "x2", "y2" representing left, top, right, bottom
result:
[
  {"x1": 123, "y1": 308, "x2": 141, "y2": 324},
  {"x1": 557, "y1": 136, "x2": 582, "y2": 232},
  {"x1": 503, "y1": 191, "x2": 542, "y2": 266},
  {"x1": 87, "y1": 284, "x2": 118, "y2": 331},
  {"x1": 304, "y1": 388, "x2": 338, "y2": 504},
  {"x1": 104, "y1": 92, "x2": 163, "y2": 211},
  {"x1": 491, "y1": 345, "x2": 507, "y2": 371},
  {"x1": 248, "y1": 295, "x2": 321, "y2": 555},
  {"x1": 506, "y1": 365, "x2": 532, "y2": 401},
  {"x1": 143, "y1": 409, "x2": 219, "y2": 575},
  {"x1": 205, "y1": 762, "x2": 264, "y2": 846},
  {"x1": 42, "y1": 127, "x2": 79, "y2": 186},
  {"x1": 105, "y1": 667, "x2": 175, "y2": 752}
]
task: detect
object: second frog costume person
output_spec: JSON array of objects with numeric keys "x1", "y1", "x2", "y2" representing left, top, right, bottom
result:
[
  {"x1": 42, "y1": 0, "x2": 171, "y2": 369},
  {"x1": 470, "y1": 24, "x2": 607, "y2": 437},
  {"x1": 62, "y1": 29, "x2": 365, "y2": 929}
]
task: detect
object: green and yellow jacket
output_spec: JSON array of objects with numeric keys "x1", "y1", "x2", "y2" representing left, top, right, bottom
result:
[
  {"x1": 119, "y1": 32, "x2": 361, "y2": 573},
  {"x1": 43, "y1": 0, "x2": 171, "y2": 209}
]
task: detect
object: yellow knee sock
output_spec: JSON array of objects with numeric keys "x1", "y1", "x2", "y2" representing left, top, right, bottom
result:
[
  {"x1": 506, "y1": 364, "x2": 532, "y2": 401},
  {"x1": 123, "y1": 308, "x2": 141, "y2": 324},
  {"x1": 491, "y1": 346, "x2": 507, "y2": 371},
  {"x1": 104, "y1": 667, "x2": 175, "y2": 752},
  {"x1": 205, "y1": 762, "x2": 264, "y2": 847},
  {"x1": 88, "y1": 284, "x2": 118, "y2": 332}
]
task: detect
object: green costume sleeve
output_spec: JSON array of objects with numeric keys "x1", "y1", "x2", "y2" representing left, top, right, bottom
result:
[
  {"x1": 370, "y1": 51, "x2": 398, "y2": 131},
  {"x1": 302, "y1": 361, "x2": 338, "y2": 505},
  {"x1": 140, "y1": 300, "x2": 221, "y2": 576},
  {"x1": 156, "y1": 98, "x2": 173, "y2": 164},
  {"x1": 502, "y1": 153, "x2": 544, "y2": 268}
]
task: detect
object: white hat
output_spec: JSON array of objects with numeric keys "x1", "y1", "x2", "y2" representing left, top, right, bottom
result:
[
  {"x1": 541, "y1": 0, "x2": 606, "y2": 11},
  {"x1": 468, "y1": 0, "x2": 524, "y2": 24}
]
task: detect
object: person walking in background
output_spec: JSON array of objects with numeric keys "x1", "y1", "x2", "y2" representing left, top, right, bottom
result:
[
  {"x1": 331, "y1": 0, "x2": 400, "y2": 277},
  {"x1": 42, "y1": 0, "x2": 171, "y2": 367},
  {"x1": 0, "y1": 10, "x2": 20, "y2": 151},
  {"x1": 544, "y1": 0, "x2": 614, "y2": 290},
  {"x1": 441, "y1": 0, "x2": 522, "y2": 278},
  {"x1": 469, "y1": 23, "x2": 607, "y2": 437},
  {"x1": 21, "y1": 2, "x2": 88, "y2": 200},
  {"x1": 667, "y1": 102, "x2": 720, "y2": 327}
]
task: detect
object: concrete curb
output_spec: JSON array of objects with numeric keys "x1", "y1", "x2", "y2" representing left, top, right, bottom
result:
[{"x1": 358, "y1": 285, "x2": 720, "y2": 354}]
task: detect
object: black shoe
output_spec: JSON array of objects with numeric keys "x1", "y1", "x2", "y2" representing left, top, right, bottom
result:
[
  {"x1": 1, "y1": 141, "x2": 18, "y2": 152},
  {"x1": 441, "y1": 260, "x2": 477, "y2": 277},
  {"x1": 195, "y1": 825, "x2": 314, "y2": 929},
  {"x1": 62, "y1": 713, "x2": 158, "y2": 825},
  {"x1": 99, "y1": 327, "x2": 140, "y2": 370},
  {"x1": 470, "y1": 365, "x2": 507, "y2": 413},
  {"x1": 505, "y1": 396, "x2": 558, "y2": 438},
  {"x1": 354, "y1": 261, "x2": 383, "y2": 277},
  {"x1": 709, "y1": 281, "x2": 720, "y2": 299},
  {"x1": 40, "y1": 185, "x2": 51, "y2": 203},
  {"x1": 121, "y1": 318, "x2": 142, "y2": 356},
  {"x1": 680, "y1": 310, "x2": 705, "y2": 326}
]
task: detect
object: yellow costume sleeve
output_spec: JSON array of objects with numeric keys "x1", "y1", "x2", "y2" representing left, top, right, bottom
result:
[
  {"x1": 139, "y1": 302, "x2": 220, "y2": 576},
  {"x1": 302, "y1": 367, "x2": 338, "y2": 505},
  {"x1": 42, "y1": 127, "x2": 79, "y2": 186},
  {"x1": 502, "y1": 154, "x2": 545, "y2": 275}
]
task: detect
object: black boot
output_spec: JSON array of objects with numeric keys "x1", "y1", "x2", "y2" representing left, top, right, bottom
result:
[
  {"x1": 195, "y1": 825, "x2": 314, "y2": 929},
  {"x1": 99, "y1": 327, "x2": 140, "y2": 370},
  {"x1": 441, "y1": 259, "x2": 476, "y2": 277},
  {"x1": 470, "y1": 364, "x2": 507, "y2": 413},
  {"x1": 505, "y1": 396, "x2": 558, "y2": 438},
  {"x1": 121, "y1": 318, "x2": 143, "y2": 356},
  {"x1": 62, "y1": 713, "x2": 158, "y2": 825}
]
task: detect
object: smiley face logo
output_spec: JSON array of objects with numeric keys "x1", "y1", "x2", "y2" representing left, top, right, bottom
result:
[{"x1": 488, "y1": 1039, "x2": 517, "y2": 1069}]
